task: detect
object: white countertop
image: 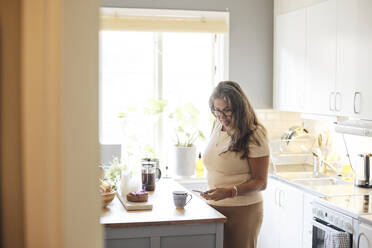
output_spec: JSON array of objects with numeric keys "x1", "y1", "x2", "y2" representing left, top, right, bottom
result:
[{"x1": 359, "y1": 214, "x2": 372, "y2": 226}]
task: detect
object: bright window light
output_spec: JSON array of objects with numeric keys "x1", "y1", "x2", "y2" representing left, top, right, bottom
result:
[{"x1": 99, "y1": 30, "x2": 226, "y2": 166}]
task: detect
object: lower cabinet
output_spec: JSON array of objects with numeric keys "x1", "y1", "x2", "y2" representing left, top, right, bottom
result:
[
  {"x1": 105, "y1": 223, "x2": 224, "y2": 248},
  {"x1": 358, "y1": 222, "x2": 372, "y2": 248},
  {"x1": 302, "y1": 193, "x2": 317, "y2": 248},
  {"x1": 258, "y1": 178, "x2": 304, "y2": 248}
]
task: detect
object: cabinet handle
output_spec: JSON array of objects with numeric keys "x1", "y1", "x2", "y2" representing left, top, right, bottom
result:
[
  {"x1": 275, "y1": 188, "x2": 279, "y2": 206},
  {"x1": 329, "y1": 92, "x2": 335, "y2": 111},
  {"x1": 354, "y1": 91, "x2": 361, "y2": 114},
  {"x1": 357, "y1": 232, "x2": 365, "y2": 248},
  {"x1": 279, "y1": 190, "x2": 285, "y2": 207},
  {"x1": 335, "y1": 92, "x2": 342, "y2": 111}
]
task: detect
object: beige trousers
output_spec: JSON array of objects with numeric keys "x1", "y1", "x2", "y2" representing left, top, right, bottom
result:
[{"x1": 212, "y1": 202, "x2": 263, "y2": 248}]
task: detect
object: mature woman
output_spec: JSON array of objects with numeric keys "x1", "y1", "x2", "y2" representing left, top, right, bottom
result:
[{"x1": 201, "y1": 81, "x2": 269, "y2": 248}]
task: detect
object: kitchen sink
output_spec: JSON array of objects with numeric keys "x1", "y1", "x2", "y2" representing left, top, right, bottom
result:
[
  {"x1": 275, "y1": 171, "x2": 328, "y2": 180},
  {"x1": 291, "y1": 177, "x2": 350, "y2": 186}
]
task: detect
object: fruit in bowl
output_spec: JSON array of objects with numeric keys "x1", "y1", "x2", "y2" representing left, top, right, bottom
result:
[{"x1": 100, "y1": 180, "x2": 116, "y2": 208}]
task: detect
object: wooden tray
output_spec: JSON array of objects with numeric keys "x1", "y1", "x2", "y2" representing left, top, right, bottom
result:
[{"x1": 117, "y1": 193, "x2": 153, "y2": 211}]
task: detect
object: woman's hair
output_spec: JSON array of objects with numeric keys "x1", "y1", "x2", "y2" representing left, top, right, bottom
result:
[{"x1": 209, "y1": 81, "x2": 267, "y2": 159}]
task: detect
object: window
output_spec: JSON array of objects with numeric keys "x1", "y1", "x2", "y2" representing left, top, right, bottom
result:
[{"x1": 99, "y1": 9, "x2": 228, "y2": 166}]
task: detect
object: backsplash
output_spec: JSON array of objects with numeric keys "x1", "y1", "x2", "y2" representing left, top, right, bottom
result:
[
  {"x1": 256, "y1": 109, "x2": 302, "y2": 139},
  {"x1": 256, "y1": 109, "x2": 372, "y2": 168}
]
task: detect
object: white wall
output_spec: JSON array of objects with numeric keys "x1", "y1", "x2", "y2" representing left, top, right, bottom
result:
[{"x1": 101, "y1": 0, "x2": 274, "y2": 108}]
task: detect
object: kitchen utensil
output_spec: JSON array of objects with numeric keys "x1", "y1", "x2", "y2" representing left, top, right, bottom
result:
[
  {"x1": 317, "y1": 134, "x2": 322, "y2": 148},
  {"x1": 281, "y1": 126, "x2": 309, "y2": 141},
  {"x1": 354, "y1": 153, "x2": 372, "y2": 188}
]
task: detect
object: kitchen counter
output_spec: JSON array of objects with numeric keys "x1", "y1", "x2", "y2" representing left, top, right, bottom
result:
[
  {"x1": 101, "y1": 178, "x2": 226, "y2": 227},
  {"x1": 269, "y1": 171, "x2": 372, "y2": 197},
  {"x1": 101, "y1": 178, "x2": 226, "y2": 248},
  {"x1": 360, "y1": 214, "x2": 372, "y2": 226}
]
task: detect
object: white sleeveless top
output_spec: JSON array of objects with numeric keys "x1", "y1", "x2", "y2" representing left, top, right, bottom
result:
[{"x1": 203, "y1": 121, "x2": 269, "y2": 206}]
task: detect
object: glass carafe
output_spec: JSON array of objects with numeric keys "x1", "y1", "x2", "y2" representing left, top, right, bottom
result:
[{"x1": 141, "y1": 161, "x2": 161, "y2": 191}]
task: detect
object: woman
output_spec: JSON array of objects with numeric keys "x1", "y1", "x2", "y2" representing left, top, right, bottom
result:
[{"x1": 201, "y1": 81, "x2": 269, "y2": 248}]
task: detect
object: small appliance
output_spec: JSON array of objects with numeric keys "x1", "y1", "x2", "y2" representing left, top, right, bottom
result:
[{"x1": 354, "y1": 153, "x2": 372, "y2": 188}]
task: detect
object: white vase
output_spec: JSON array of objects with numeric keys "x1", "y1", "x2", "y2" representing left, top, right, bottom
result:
[
  {"x1": 120, "y1": 170, "x2": 141, "y2": 197},
  {"x1": 174, "y1": 145, "x2": 196, "y2": 177}
]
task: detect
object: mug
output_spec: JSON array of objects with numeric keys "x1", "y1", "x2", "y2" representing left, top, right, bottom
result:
[{"x1": 173, "y1": 191, "x2": 192, "y2": 208}]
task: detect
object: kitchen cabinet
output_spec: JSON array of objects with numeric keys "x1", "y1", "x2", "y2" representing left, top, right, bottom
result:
[
  {"x1": 304, "y1": 0, "x2": 337, "y2": 116},
  {"x1": 258, "y1": 178, "x2": 279, "y2": 248},
  {"x1": 275, "y1": 0, "x2": 372, "y2": 120},
  {"x1": 275, "y1": 8, "x2": 306, "y2": 112},
  {"x1": 258, "y1": 178, "x2": 304, "y2": 248},
  {"x1": 336, "y1": 0, "x2": 372, "y2": 119},
  {"x1": 302, "y1": 193, "x2": 317, "y2": 248},
  {"x1": 101, "y1": 179, "x2": 225, "y2": 248},
  {"x1": 358, "y1": 222, "x2": 372, "y2": 248}
]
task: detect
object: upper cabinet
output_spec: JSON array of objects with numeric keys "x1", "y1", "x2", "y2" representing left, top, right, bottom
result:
[
  {"x1": 275, "y1": 0, "x2": 372, "y2": 120},
  {"x1": 275, "y1": 8, "x2": 306, "y2": 112},
  {"x1": 336, "y1": 0, "x2": 372, "y2": 119},
  {"x1": 305, "y1": 0, "x2": 337, "y2": 116}
]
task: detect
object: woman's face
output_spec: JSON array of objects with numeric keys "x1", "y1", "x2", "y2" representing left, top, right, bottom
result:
[{"x1": 213, "y1": 98, "x2": 233, "y2": 129}]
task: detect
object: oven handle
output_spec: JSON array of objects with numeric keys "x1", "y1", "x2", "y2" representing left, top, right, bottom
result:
[{"x1": 312, "y1": 219, "x2": 346, "y2": 235}]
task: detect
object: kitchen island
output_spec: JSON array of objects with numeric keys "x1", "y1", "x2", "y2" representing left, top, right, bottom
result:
[{"x1": 101, "y1": 178, "x2": 226, "y2": 248}]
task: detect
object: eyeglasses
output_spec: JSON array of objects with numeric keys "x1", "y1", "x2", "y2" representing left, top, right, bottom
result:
[{"x1": 212, "y1": 108, "x2": 233, "y2": 118}]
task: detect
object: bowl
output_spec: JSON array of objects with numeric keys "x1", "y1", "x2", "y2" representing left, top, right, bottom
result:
[{"x1": 101, "y1": 191, "x2": 116, "y2": 208}]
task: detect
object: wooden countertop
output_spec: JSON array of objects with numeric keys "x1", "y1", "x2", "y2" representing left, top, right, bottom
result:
[{"x1": 100, "y1": 178, "x2": 226, "y2": 228}]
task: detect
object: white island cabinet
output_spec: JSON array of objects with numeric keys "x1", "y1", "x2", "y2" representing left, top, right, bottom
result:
[{"x1": 101, "y1": 179, "x2": 226, "y2": 248}]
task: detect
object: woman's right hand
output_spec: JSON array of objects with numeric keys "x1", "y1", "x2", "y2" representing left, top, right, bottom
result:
[{"x1": 201, "y1": 188, "x2": 232, "y2": 201}]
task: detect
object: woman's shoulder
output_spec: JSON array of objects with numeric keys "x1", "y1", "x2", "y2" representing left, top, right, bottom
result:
[
  {"x1": 253, "y1": 125, "x2": 267, "y2": 142},
  {"x1": 249, "y1": 126, "x2": 269, "y2": 158}
]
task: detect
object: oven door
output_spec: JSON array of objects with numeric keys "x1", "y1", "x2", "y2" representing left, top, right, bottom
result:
[{"x1": 312, "y1": 218, "x2": 352, "y2": 248}]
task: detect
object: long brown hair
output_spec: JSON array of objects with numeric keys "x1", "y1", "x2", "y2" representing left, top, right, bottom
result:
[{"x1": 209, "y1": 81, "x2": 267, "y2": 159}]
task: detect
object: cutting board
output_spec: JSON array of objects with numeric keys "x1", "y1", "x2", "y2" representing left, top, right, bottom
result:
[{"x1": 117, "y1": 193, "x2": 153, "y2": 211}]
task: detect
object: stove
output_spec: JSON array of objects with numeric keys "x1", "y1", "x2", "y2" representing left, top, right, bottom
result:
[
  {"x1": 311, "y1": 194, "x2": 372, "y2": 247},
  {"x1": 319, "y1": 194, "x2": 372, "y2": 217}
]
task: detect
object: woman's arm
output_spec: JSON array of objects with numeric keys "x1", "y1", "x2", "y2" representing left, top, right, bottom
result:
[{"x1": 202, "y1": 156, "x2": 269, "y2": 201}]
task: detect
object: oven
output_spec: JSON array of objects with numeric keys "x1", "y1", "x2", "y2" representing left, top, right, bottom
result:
[{"x1": 312, "y1": 202, "x2": 356, "y2": 248}]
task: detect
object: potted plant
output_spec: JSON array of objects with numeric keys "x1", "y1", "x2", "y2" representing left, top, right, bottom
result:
[{"x1": 168, "y1": 103, "x2": 205, "y2": 177}]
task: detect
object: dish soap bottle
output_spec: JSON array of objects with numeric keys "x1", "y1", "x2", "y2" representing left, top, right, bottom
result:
[{"x1": 195, "y1": 152, "x2": 204, "y2": 178}]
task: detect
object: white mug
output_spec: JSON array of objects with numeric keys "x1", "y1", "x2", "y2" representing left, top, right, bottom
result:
[{"x1": 173, "y1": 191, "x2": 192, "y2": 208}]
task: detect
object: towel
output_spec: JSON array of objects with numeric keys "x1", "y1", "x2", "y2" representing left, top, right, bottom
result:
[{"x1": 324, "y1": 231, "x2": 351, "y2": 248}]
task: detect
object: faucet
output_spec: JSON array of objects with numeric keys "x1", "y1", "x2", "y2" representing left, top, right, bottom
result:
[{"x1": 312, "y1": 152, "x2": 338, "y2": 176}]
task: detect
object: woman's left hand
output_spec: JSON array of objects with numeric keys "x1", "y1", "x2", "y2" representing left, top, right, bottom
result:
[{"x1": 201, "y1": 188, "x2": 232, "y2": 201}]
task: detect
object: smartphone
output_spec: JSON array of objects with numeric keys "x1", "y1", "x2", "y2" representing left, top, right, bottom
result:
[{"x1": 192, "y1": 189, "x2": 208, "y2": 194}]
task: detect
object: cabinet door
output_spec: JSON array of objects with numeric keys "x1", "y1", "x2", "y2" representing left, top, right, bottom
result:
[
  {"x1": 305, "y1": 0, "x2": 337, "y2": 115},
  {"x1": 337, "y1": 0, "x2": 372, "y2": 120},
  {"x1": 277, "y1": 181, "x2": 304, "y2": 248},
  {"x1": 358, "y1": 223, "x2": 372, "y2": 248},
  {"x1": 258, "y1": 179, "x2": 280, "y2": 248},
  {"x1": 303, "y1": 193, "x2": 316, "y2": 248},
  {"x1": 275, "y1": 8, "x2": 306, "y2": 112}
]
